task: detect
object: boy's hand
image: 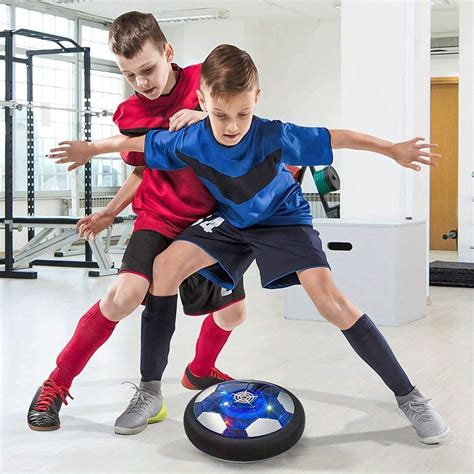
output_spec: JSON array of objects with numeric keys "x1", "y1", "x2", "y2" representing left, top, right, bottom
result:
[
  {"x1": 169, "y1": 109, "x2": 207, "y2": 132},
  {"x1": 77, "y1": 210, "x2": 114, "y2": 241},
  {"x1": 49, "y1": 141, "x2": 95, "y2": 171},
  {"x1": 388, "y1": 137, "x2": 441, "y2": 171}
]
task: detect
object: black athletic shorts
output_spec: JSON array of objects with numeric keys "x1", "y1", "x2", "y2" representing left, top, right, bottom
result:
[
  {"x1": 176, "y1": 215, "x2": 330, "y2": 290},
  {"x1": 120, "y1": 229, "x2": 245, "y2": 315}
]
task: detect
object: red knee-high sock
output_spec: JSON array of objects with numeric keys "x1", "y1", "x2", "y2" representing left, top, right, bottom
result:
[
  {"x1": 189, "y1": 313, "x2": 231, "y2": 377},
  {"x1": 49, "y1": 301, "x2": 117, "y2": 389}
]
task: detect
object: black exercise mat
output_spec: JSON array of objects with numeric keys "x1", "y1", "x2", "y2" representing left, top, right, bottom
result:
[{"x1": 429, "y1": 260, "x2": 474, "y2": 288}]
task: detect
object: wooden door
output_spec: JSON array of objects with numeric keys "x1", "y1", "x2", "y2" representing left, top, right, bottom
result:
[{"x1": 430, "y1": 78, "x2": 458, "y2": 250}]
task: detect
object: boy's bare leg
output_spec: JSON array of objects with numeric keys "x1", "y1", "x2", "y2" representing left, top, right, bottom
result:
[
  {"x1": 101, "y1": 273, "x2": 150, "y2": 321},
  {"x1": 298, "y1": 267, "x2": 449, "y2": 444},
  {"x1": 116, "y1": 243, "x2": 245, "y2": 433},
  {"x1": 150, "y1": 240, "x2": 217, "y2": 296},
  {"x1": 28, "y1": 273, "x2": 148, "y2": 431},
  {"x1": 149, "y1": 242, "x2": 248, "y2": 389},
  {"x1": 214, "y1": 302, "x2": 246, "y2": 330},
  {"x1": 297, "y1": 267, "x2": 362, "y2": 330},
  {"x1": 114, "y1": 248, "x2": 210, "y2": 435}
]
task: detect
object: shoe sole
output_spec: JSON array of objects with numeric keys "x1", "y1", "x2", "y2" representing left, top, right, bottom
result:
[
  {"x1": 418, "y1": 427, "x2": 450, "y2": 445},
  {"x1": 28, "y1": 423, "x2": 60, "y2": 432},
  {"x1": 114, "y1": 402, "x2": 168, "y2": 436}
]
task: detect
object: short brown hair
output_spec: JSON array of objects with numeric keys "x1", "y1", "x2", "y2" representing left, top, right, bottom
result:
[
  {"x1": 109, "y1": 11, "x2": 167, "y2": 59},
  {"x1": 201, "y1": 44, "x2": 259, "y2": 98}
]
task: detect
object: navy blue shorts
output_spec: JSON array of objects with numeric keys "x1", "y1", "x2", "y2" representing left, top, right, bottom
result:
[
  {"x1": 176, "y1": 215, "x2": 330, "y2": 290},
  {"x1": 120, "y1": 229, "x2": 245, "y2": 315}
]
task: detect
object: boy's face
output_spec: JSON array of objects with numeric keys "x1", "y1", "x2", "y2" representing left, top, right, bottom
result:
[
  {"x1": 197, "y1": 86, "x2": 260, "y2": 146},
  {"x1": 115, "y1": 40, "x2": 175, "y2": 100}
]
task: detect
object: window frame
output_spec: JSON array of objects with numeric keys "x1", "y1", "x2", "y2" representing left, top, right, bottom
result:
[{"x1": 0, "y1": 2, "x2": 127, "y2": 199}]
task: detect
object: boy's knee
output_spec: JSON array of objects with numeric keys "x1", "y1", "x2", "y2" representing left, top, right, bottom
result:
[
  {"x1": 153, "y1": 252, "x2": 180, "y2": 280},
  {"x1": 102, "y1": 285, "x2": 143, "y2": 321},
  {"x1": 152, "y1": 252, "x2": 185, "y2": 290},
  {"x1": 312, "y1": 288, "x2": 359, "y2": 328},
  {"x1": 214, "y1": 301, "x2": 246, "y2": 330},
  {"x1": 313, "y1": 288, "x2": 342, "y2": 319}
]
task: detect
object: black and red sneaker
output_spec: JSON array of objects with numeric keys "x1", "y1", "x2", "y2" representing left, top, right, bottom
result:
[
  {"x1": 181, "y1": 365, "x2": 234, "y2": 390},
  {"x1": 27, "y1": 379, "x2": 73, "y2": 431}
]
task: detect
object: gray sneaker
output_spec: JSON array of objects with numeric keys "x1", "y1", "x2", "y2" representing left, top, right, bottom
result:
[
  {"x1": 396, "y1": 387, "x2": 449, "y2": 444},
  {"x1": 114, "y1": 381, "x2": 167, "y2": 435}
]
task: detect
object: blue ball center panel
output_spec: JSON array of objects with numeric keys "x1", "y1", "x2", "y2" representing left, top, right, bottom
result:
[{"x1": 193, "y1": 381, "x2": 294, "y2": 438}]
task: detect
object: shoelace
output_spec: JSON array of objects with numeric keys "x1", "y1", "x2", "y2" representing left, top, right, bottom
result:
[
  {"x1": 122, "y1": 382, "x2": 156, "y2": 415},
  {"x1": 210, "y1": 367, "x2": 232, "y2": 381},
  {"x1": 399, "y1": 398, "x2": 433, "y2": 424},
  {"x1": 34, "y1": 379, "x2": 73, "y2": 411}
]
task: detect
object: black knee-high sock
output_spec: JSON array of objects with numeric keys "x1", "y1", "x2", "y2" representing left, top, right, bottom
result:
[
  {"x1": 140, "y1": 294, "x2": 177, "y2": 382},
  {"x1": 342, "y1": 314, "x2": 414, "y2": 396}
]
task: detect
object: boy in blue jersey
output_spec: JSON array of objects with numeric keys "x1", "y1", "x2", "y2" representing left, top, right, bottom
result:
[{"x1": 113, "y1": 44, "x2": 449, "y2": 445}]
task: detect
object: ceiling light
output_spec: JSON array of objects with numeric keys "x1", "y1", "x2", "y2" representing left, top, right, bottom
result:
[
  {"x1": 156, "y1": 9, "x2": 230, "y2": 23},
  {"x1": 51, "y1": 3, "x2": 230, "y2": 22}
]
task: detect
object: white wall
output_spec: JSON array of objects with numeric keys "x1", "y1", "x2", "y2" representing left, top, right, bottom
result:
[
  {"x1": 339, "y1": 1, "x2": 431, "y2": 223},
  {"x1": 458, "y1": 1, "x2": 474, "y2": 262},
  {"x1": 163, "y1": 16, "x2": 341, "y2": 194},
  {"x1": 165, "y1": 17, "x2": 340, "y2": 123},
  {"x1": 431, "y1": 55, "x2": 459, "y2": 77}
]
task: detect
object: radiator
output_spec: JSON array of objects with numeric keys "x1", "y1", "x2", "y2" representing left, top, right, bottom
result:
[
  {"x1": 79, "y1": 196, "x2": 115, "y2": 209},
  {"x1": 303, "y1": 192, "x2": 340, "y2": 218}
]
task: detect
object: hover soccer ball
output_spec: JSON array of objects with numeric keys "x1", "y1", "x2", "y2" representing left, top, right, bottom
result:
[{"x1": 183, "y1": 380, "x2": 305, "y2": 462}]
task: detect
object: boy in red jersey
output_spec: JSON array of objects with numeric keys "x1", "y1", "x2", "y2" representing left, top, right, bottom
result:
[{"x1": 27, "y1": 11, "x2": 246, "y2": 436}]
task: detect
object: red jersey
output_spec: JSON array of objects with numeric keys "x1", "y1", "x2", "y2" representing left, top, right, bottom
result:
[{"x1": 112, "y1": 63, "x2": 215, "y2": 238}]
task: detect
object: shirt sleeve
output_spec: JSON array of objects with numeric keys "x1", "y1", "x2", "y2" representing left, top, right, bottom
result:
[
  {"x1": 119, "y1": 151, "x2": 146, "y2": 167},
  {"x1": 119, "y1": 128, "x2": 168, "y2": 167},
  {"x1": 144, "y1": 129, "x2": 187, "y2": 170},
  {"x1": 113, "y1": 108, "x2": 147, "y2": 166},
  {"x1": 281, "y1": 123, "x2": 333, "y2": 166}
]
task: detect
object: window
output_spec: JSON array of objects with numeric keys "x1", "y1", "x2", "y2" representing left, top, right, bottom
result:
[
  {"x1": 81, "y1": 24, "x2": 115, "y2": 62},
  {"x1": 14, "y1": 8, "x2": 75, "y2": 52},
  {"x1": 12, "y1": 58, "x2": 76, "y2": 191},
  {"x1": 12, "y1": 9, "x2": 77, "y2": 192},
  {"x1": 0, "y1": 5, "x2": 124, "y2": 195},
  {"x1": 86, "y1": 68, "x2": 123, "y2": 189},
  {"x1": 0, "y1": 4, "x2": 10, "y2": 31}
]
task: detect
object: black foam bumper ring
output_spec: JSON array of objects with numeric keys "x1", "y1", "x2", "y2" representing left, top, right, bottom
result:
[{"x1": 183, "y1": 380, "x2": 305, "y2": 462}]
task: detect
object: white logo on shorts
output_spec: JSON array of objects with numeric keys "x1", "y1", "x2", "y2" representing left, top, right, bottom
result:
[
  {"x1": 199, "y1": 216, "x2": 224, "y2": 233},
  {"x1": 221, "y1": 287, "x2": 232, "y2": 297}
]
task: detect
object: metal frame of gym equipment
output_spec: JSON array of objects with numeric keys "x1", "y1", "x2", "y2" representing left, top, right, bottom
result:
[
  {"x1": 0, "y1": 29, "x2": 117, "y2": 278},
  {"x1": 0, "y1": 215, "x2": 122, "y2": 277},
  {"x1": 54, "y1": 214, "x2": 135, "y2": 257}
]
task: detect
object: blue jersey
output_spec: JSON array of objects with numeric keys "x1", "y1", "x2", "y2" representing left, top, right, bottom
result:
[{"x1": 145, "y1": 116, "x2": 333, "y2": 228}]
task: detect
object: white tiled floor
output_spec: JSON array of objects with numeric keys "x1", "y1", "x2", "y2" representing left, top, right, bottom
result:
[
  {"x1": 429, "y1": 250, "x2": 459, "y2": 262},
  {"x1": 0, "y1": 254, "x2": 472, "y2": 473}
]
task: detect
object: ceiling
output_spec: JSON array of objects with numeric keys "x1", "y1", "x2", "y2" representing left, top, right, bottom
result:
[{"x1": 38, "y1": 0, "x2": 459, "y2": 35}]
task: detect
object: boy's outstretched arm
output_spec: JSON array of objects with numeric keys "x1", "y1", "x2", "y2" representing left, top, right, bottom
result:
[
  {"x1": 329, "y1": 129, "x2": 442, "y2": 171},
  {"x1": 77, "y1": 166, "x2": 144, "y2": 241},
  {"x1": 49, "y1": 108, "x2": 200, "y2": 170},
  {"x1": 49, "y1": 134, "x2": 146, "y2": 171}
]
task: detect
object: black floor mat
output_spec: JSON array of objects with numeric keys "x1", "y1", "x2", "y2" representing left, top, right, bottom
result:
[{"x1": 429, "y1": 261, "x2": 474, "y2": 288}]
